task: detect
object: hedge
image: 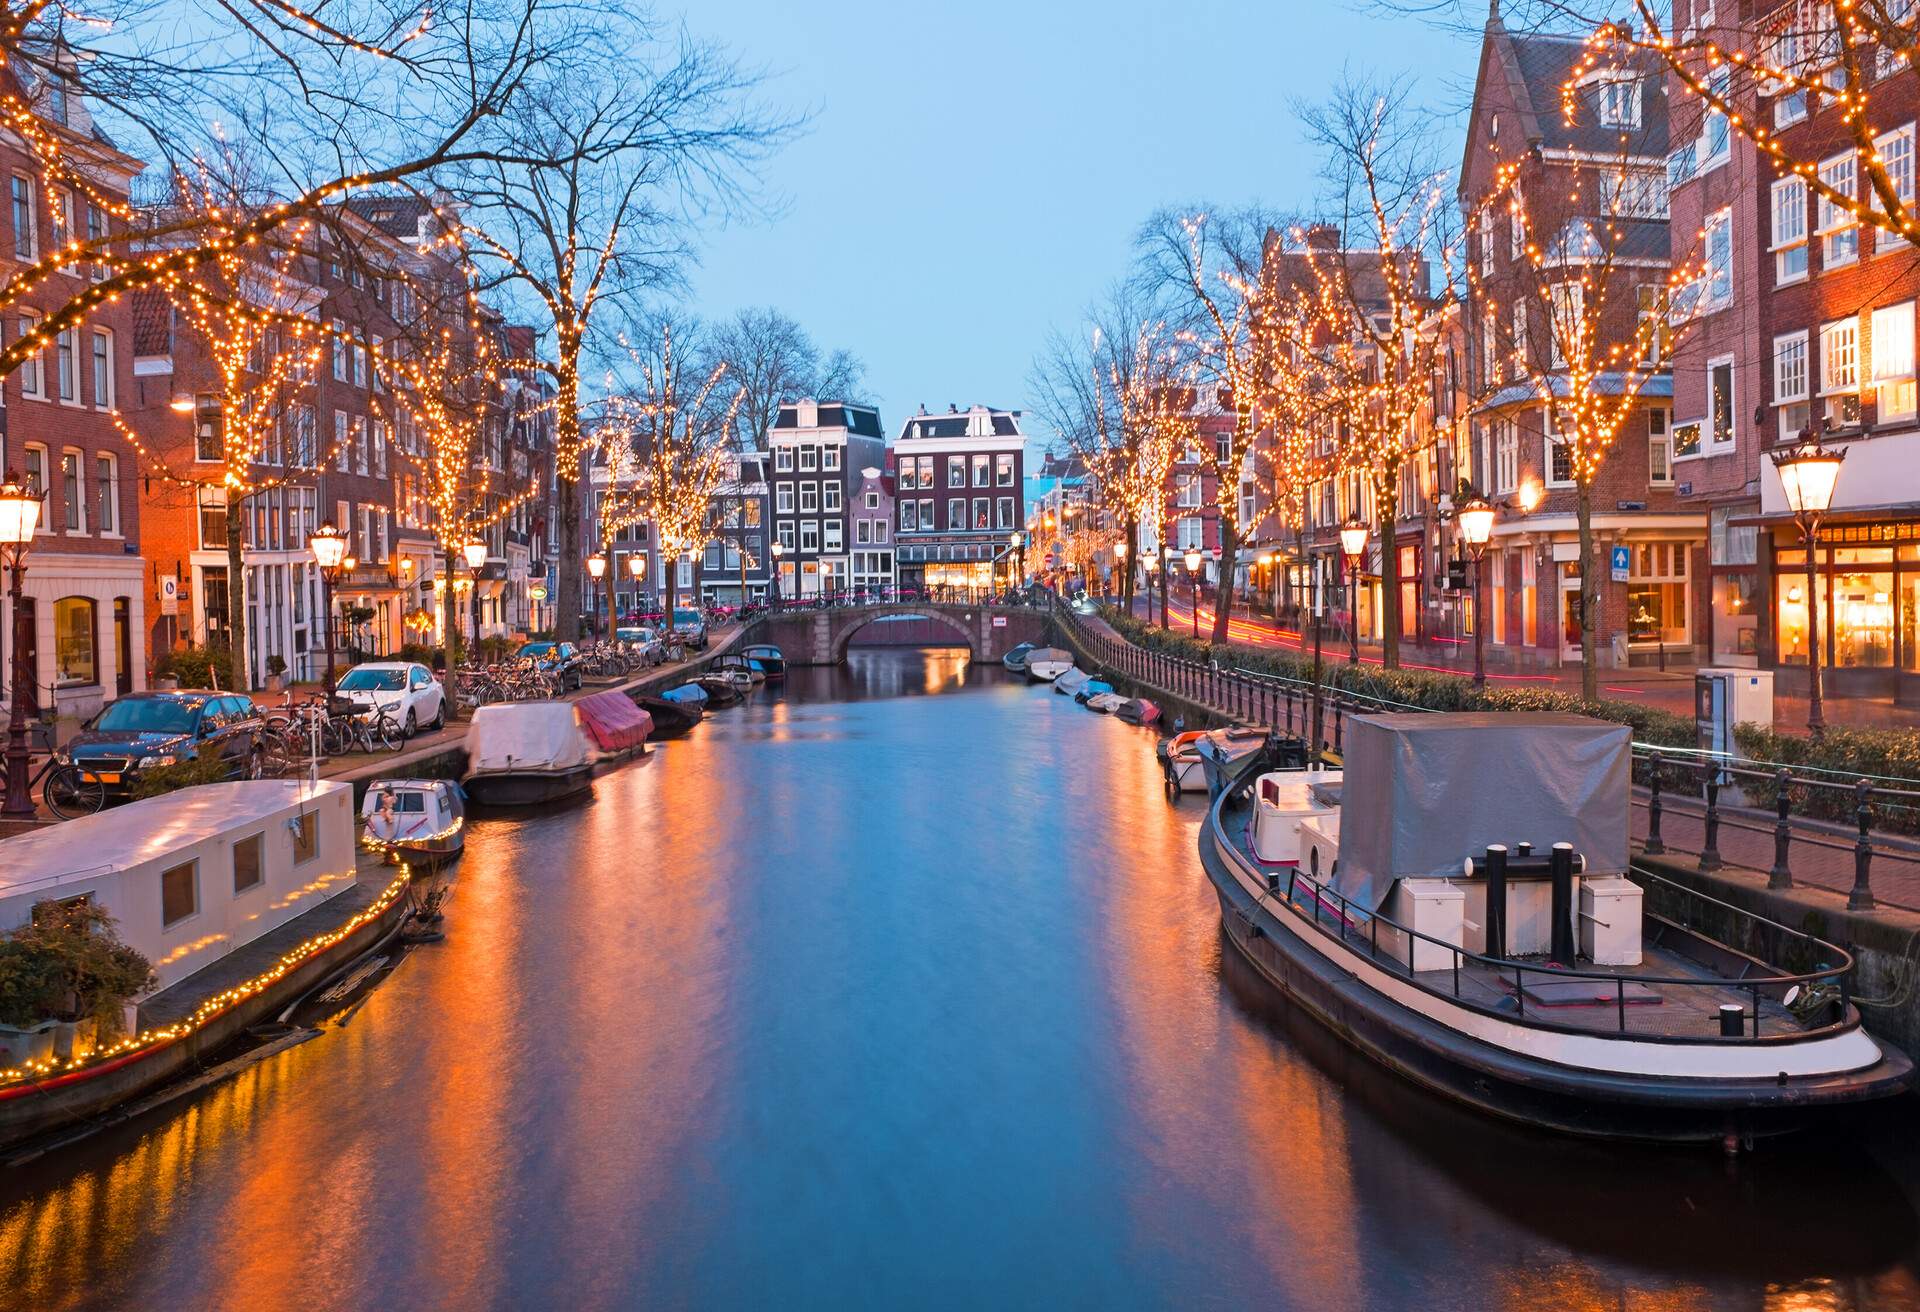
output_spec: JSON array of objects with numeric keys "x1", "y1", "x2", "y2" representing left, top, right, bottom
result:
[
  {"x1": 1732, "y1": 724, "x2": 1920, "y2": 833},
  {"x1": 1097, "y1": 608, "x2": 1698, "y2": 748}
]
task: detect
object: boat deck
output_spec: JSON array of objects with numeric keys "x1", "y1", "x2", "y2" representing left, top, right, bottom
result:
[{"x1": 1223, "y1": 818, "x2": 1809, "y2": 1040}]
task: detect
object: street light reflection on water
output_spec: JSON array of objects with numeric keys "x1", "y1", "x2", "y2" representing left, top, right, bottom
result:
[{"x1": 1, "y1": 645, "x2": 1919, "y2": 1310}]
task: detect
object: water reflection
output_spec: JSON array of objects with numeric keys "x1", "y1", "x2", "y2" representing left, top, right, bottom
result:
[{"x1": 0, "y1": 648, "x2": 1916, "y2": 1310}]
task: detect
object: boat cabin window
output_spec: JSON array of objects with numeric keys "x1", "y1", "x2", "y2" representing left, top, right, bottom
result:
[
  {"x1": 161, "y1": 859, "x2": 198, "y2": 927},
  {"x1": 233, "y1": 832, "x2": 264, "y2": 893},
  {"x1": 290, "y1": 812, "x2": 319, "y2": 865}
]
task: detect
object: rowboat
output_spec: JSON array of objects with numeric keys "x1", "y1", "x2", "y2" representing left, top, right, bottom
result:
[{"x1": 1024, "y1": 648, "x2": 1074, "y2": 682}]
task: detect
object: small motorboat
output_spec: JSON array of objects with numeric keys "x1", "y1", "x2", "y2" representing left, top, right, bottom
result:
[
  {"x1": 360, "y1": 778, "x2": 465, "y2": 867},
  {"x1": 1086, "y1": 691, "x2": 1126, "y2": 714},
  {"x1": 1001, "y1": 643, "x2": 1035, "y2": 673},
  {"x1": 1054, "y1": 668, "x2": 1093, "y2": 698},
  {"x1": 693, "y1": 676, "x2": 743, "y2": 706},
  {"x1": 1025, "y1": 648, "x2": 1074, "y2": 682},
  {"x1": 1158, "y1": 725, "x2": 1269, "y2": 796},
  {"x1": 636, "y1": 693, "x2": 703, "y2": 736},
  {"x1": 1075, "y1": 679, "x2": 1114, "y2": 705},
  {"x1": 1116, "y1": 698, "x2": 1160, "y2": 726},
  {"x1": 661, "y1": 682, "x2": 708, "y2": 707},
  {"x1": 463, "y1": 702, "x2": 594, "y2": 806},
  {"x1": 742, "y1": 645, "x2": 786, "y2": 682},
  {"x1": 710, "y1": 653, "x2": 761, "y2": 686}
]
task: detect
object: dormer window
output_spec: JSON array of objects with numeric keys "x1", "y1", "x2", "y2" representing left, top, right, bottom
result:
[{"x1": 1596, "y1": 76, "x2": 1642, "y2": 129}]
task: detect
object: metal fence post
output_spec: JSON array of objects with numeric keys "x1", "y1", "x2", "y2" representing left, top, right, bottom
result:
[
  {"x1": 1644, "y1": 751, "x2": 1666, "y2": 855},
  {"x1": 1849, "y1": 779, "x2": 1877, "y2": 912},
  {"x1": 1768, "y1": 769, "x2": 1793, "y2": 890},
  {"x1": 1698, "y1": 767, "x2": 1724, "y2": 872}
]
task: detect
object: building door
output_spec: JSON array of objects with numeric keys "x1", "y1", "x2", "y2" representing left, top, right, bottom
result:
[
  {"x1": 1560, "y1": 562, "x2": 1584, "y2": 662},
  {"x1": 113, "y1": 597, "x2": 132, "y2": 696}
]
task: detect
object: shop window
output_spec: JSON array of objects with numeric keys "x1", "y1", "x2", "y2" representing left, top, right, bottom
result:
[
  {"x1": 1626, "y1": 543, "x2": 1689, "y2": 648},
  {"x1": 53, "y1": 594, "x2": 96, "y2": 686},
  {"x1": 1833, "y1": 548, "x2": 1895, "y2": 667}
]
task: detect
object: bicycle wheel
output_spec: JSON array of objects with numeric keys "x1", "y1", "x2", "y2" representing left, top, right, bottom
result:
[
  {"x1": 43, "y1": 765, "x2": 106, "y2": 819},
  {"x1": 375, "y1": 714, "x2": 404, "y2": 752}
]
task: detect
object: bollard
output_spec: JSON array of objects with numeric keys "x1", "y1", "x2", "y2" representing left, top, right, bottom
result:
[
  {"x1": 1768, "y1": 769, "x2": 1794, "y2": 890},
  {"x1": 1484, "y1": 844, "x2": 1509, "y2": 960},
  {"x1": 1718, "y1": 1004, "x2": 1744, "y2": 1038},
  {"x1": 1549, "y1": 842, "x2": 1576, "y2": 966},
  {"x1": 1265, "y1": 869, "x2": 1281, "y2": 893},
  {"x1": 1698, "y1": 769, "x2": 1724, "y2": 872},
  {"x1": 1849, "y1": 778, "x2": 1877, "y2": 912},
  {"x1": 1645, "y1": 751, "x2": 1666, "y2": 854}
]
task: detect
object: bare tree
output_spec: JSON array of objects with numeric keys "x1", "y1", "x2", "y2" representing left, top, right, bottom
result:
[
  {"x1": 446, "y1": 23, "x2": 797, "y2": 639},
  {"x1": 707, "y1": 307, "x2": 868, "y2": 450}
]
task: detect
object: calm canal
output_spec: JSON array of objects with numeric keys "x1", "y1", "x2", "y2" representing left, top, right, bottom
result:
[{"x1": 3, "y1": 647, "x2": 1920, "y2": 1311}]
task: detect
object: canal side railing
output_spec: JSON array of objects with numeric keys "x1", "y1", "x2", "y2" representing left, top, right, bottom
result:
[{"x1": 1045, "y1": 596, "x2": 1920, "y2": 916}]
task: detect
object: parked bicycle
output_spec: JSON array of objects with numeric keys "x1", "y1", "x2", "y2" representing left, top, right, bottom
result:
[{"x1": 0, "y1": 752, "x2": 108, "y2": 820}]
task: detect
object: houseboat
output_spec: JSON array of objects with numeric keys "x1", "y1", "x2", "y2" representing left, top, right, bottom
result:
[
  {"x1": 462, "y1": 702, "x2": 594, "y2": 806},
  {"x1": 1198, "y1": 713, "x2": 1912, "y2": 1146},
  {"x1": 0, "y1": 780, "x2": 407, "y2": 1151},
  {"x1": 361, "y1": 779, "x2": 466, "y2": 867}
]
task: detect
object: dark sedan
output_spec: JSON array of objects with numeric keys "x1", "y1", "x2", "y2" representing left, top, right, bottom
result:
[{"x1": 60, "y1": 691, "x2": 265, "y2": 797}]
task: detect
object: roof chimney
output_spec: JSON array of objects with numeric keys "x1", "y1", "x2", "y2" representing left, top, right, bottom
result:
[{"x1": 1305, "y1": 224, "x2": 1340, "y2": 253}]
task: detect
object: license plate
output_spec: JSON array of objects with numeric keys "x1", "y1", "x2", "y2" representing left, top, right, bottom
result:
[{"x1": 82, "y1": 771, "x2": 120, "y2": 784}]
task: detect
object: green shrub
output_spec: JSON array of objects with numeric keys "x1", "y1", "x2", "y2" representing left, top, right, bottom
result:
[
  {"x1": 0, "y1": 900, "x2": 153, "y2": 1032},
  {"x1": 1732, "y1": 723, "x2": 1920, "y2": 833},
  {"x1": 130, "y1": 753, "x2": 236, "y2": 800},
  {"x1": 156, "y1": 643, "x2": 235, "y2": 691}
]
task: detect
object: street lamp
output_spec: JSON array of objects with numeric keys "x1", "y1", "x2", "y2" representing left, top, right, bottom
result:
[
  {"x1": 1457, "y1": 494, "x2": 1496, "y2": 690},
  {"x1": 587, "y1": 552, "x2": 609, "y2": 636},
  {"x1": 770, "y1": 540, "x2": 786, "y2": 610},
  {"x1": 1009, "y1": 530, "x2": 1026, "y2": 591},
  {"x1": 308, "y1": 520, "x2": 348, "y2": 697},
  {"x1": 1339, "y1": 517, "x2": 1369, "y2": 666},
  {"x1": 1773, "y1": 435, "x2": 1847, "y2": 737},
  {"x1": 1184, "y1": 546, "x2": 1203, "y2": 638},
  {"x1": 462, "y1": 539, "x2": 488, "y2": 657},
  {"x1": 1, "y1": 474, "x2": 41, "y2": 820},
  {"x1": 1113, "y1": 539, "x2": 1128, "y2": 602}
]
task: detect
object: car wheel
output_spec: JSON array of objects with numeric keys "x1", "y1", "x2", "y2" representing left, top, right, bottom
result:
[
  {"x1": 430, "y1": 698, "x2": 445, "y2": 731},
  {"x1": 405, "y1": 709, "x2": 418, "y2": 739}
]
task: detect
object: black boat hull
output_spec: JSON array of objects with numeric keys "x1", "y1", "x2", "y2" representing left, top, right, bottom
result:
[
  {"x1": 1199, "y1": 814, "x2": 1912, "y2": 1145},
  {"x1": 634, "y1": 696, "x2": 703, "y2": 736},
  {"x1": 463, "y1": 766, "x2": 593, "y2": 808}
]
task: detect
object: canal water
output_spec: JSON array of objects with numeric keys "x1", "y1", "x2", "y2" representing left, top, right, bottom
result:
[{"x1": 3, "y1": 648, "x2": 1920, "y2": 1311}]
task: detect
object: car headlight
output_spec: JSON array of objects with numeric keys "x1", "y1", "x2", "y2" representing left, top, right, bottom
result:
[{"x1": 138, "y1": 753, "x2": 178, "y2": 768}]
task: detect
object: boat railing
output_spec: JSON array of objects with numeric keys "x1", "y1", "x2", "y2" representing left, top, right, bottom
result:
[
  {"x1": 1047, "y1": 596, "x2": 1920, "y2": 913},
  {"x1": 1208, "y1": 786, "x2": 1859, "y2": 1044}
]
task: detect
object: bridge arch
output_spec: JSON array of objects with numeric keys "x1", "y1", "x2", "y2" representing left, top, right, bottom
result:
[{"x1": 829, "y1": 606, "x2": 976, "y2": 663}]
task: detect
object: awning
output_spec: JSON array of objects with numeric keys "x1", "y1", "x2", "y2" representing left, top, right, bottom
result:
[{"x1": 1472, "y1": 371, "x2": 1673, "y2": 416}]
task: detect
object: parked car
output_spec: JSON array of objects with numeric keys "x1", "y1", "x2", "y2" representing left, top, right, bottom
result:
[
  {"x1": 616, "y1": 626, "x2": 666, "y2": 666},
  {"x1": 518, "y1": 640, "x2": 584, "y2": 690},
  {"x1": 60, "y1": 691, "x2": 265, "y2": 798},
  {"x1": 670, "y1": 608, "x2": 709, "y2": 650},
  {"x1": 335, "y1": 661, "x2": 446, "y2": 735}
]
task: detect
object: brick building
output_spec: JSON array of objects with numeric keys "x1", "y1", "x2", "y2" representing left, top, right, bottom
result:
[
  {"x1": 849, "y1": 464, "x2": 895, "y2": 595},
  {"x1": 1, "y1": 87, "x2": 148, "y2": 727},
  {"x1": 769, "y1": 399, "x2": 885, "y2": 599},
  {"x1": 893, "y1": 403, "x2": 1025, "y2": 591},
  {"x1": 1460, "y1": 9, "x2": 1703, "y2": 671}
]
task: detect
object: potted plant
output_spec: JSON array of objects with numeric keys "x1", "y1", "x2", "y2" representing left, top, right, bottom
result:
[
  {"x1": 0, "y1": 939, "x2": 64, "y2": 1068},
  {"x1": 151, "y1": 650, "x2": 180, "y2": 692},
  {"x1": 0, "y1": 901, "x2": 155, "y2": 1064},
  {"x1": 264, "y1": 654, "x2": 289, "y2": 692}
]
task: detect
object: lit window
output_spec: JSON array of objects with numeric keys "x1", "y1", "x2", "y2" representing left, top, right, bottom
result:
[
  {"x1": 1818, "y1": 153, "x2": 1859, "y2": 266},
  {"x1": 1870, "y1": 301, "x2": 1916, "y2": 423},
  {"x1": 1771, "y1": 176, "x2": 1808, "y2": 284},
  {"x1": 1820, "y1": 317, "x2": 1863, "y2": 427},
  {"x1": 1774, "y1": 332, "x2": 1811, "y2": 442}
]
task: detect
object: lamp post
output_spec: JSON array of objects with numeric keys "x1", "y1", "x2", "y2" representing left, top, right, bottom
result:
[
  {"x1": 1457, "y1": 494, "x2": 1496, "y2": 690},
  {"x1": 1, "y1": 474, "x2": 41, "y2": 820},
  {"x1": 1113, "y1": 539, "x2": 1128, "y2": 601},
  {"x1": 625, "y1": 552, "x2": 645, "y2": 625},
  {"x1": 1142, "y1": 547, "x2": 1157, "y2": 623},
  {"x1": 463, "y1": 539, "x2": 488, "y2": 663},
  {"x1": 586, "y1": 552, "x2": 608, "y2": 636},
  {"x1": 1339, "y1": 517, "x2": 1369, "y2": 666},
  {"x1": 770, "y1": 540, "x2": 786, "y2": 610},
  {"x1": 1773, "y1": 435, "x2": 1847, "y2": 737},
  {"x1": 308, "y1": 521, "x2": 348, "y2": 697},
  {"x1": 1184, "y1": 546, "x2": 1203, "y2": 638}
]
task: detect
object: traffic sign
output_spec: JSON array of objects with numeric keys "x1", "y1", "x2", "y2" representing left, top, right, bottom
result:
[{"x1": 1610, "y1": 545, "x2": 1630, "y2": 582}]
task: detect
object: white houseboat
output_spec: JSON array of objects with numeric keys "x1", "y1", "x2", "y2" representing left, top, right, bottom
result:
[{"x1": 1198, "y1": 713, "x2": 1912, "y2": 1147}]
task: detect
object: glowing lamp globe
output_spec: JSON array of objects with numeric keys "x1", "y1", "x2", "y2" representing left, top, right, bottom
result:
[
  {"x1": 586, "y1": 553, "x2": 607, "y2": 580},
  {"x1": 1114, "y1": 541, "x2": 1128, "y2": 560},
  {"x1": 1183, "y1": 547, "x2": 1202, "y2": 574},
  {"x1": 462, "y1": 540, "x2": 488, "y2": 571},
  {"x1": 627, "y1": 554, "x2": 645, "y2": 579},
  {"x1": 0, "y1": 474, "x2": 40, "y2": 546},
  {"x1": 308, "y1": 520, "x2": 348, "y2": 571},
  {"x1": 1772, "y1": 439, "x2": 1846, "y2": 519},
  {"x1": 1457, "y1": 495, "x2": 1496, "y2": 552},
  {"x1": 1339, "y1": 518, "x2": 1369, "y2": 561}
]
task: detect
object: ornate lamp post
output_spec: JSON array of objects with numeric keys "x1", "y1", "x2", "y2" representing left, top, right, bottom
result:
[
  {"x1": 586, "y1": 552, "x2": 608, "y2": 636},
  {"x1": 1, "y1": 474, "x2": 41, "y2": 820},
  {"x1": 463, "y1": 539, "x2": 488, "y2": 661},
  {"x1": 1112, "y1": 539, "x2": 1128, "y2": 603},
  {"x1": 1456, "y1": 494, "x2": 1496, "y2": 690},
  {"x1": 1009, "y1": 530, "x2": 1025, "y2": 593},
  {"x1": 1339, "y1": 517, "x2": 1369, "y2": 666},
  {"x1": 1184, "y1": 546, "x2": 1203, "y2": 638},
  {"x1": 770, "y1": 540, "x2": 786, "y2": 610},
  {"x1": 625, "y1": 552, "x2": 645, "y2": 626},
  {"x1": 308, "y1": 521, "x2": 348, "y2": 696},
  {"x1": 1773, "y1": 436, "x2": 1847, "y2": 737}
]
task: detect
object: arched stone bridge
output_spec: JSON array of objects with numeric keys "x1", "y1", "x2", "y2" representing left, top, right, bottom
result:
[{"x1": 739, "y1": 602, "x2": 1053, "y2": 666}]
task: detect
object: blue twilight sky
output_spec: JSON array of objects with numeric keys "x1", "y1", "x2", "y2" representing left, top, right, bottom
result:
[{"x1": 683, "y1": 1, "x2": 1482, "y2": 449}]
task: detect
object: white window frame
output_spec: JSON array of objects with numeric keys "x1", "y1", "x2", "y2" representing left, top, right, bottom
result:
[
  {"x1": 1819, "y1": 152, "x2": 1859, "y2": 267},
  {"x1": 823, "y1": 482, "x2": 842, "y2": 513},
  {"x1": 1595, "y1": 75, "x2": 1642, "y2": 129},
  {"x1": 1707, "y1": 354, "x2": 1737, "y2": 452},
  {"x1": 15, "y1": 309, "x2": 43, "y2": 400},
  {"x1": 823, "y1": 520, "x2": 843, "y2": 553},
  {"x1": 1872, "y1": 124, "x2": 1917, "y2": 222},
  {"x1": 1770, "y1": 176, "x2": 1809, "y2": 286},
  {"x1": 60, "y1": 446, "x2": 85, "y2": 534},
  {"x1": 1871, "y1": 300, "x2": 1917, "y2": 424},
  {"x1": 1543, "y1": 408, "x2": 1575, "y2": 489},
  {"x1": 774, "y1": 446, "x2": 793, "y2": 472},
  {"x1": 1703, "y1": 208, "x2": 1734, "y2": 312},
  {"x1": 1819, "y1": 316, "x2": 1862, "y2": 435},
  {"x1": 90, "y1": 326, "x2": 113, "y2": 409},
  {"x1": 1647, "y1": 407, "x2": 1673, "y2": 486}
]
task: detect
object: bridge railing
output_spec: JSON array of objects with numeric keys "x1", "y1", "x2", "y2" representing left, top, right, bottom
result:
[{"x1": 753, "y1": 586, "x2": 1046, "y2": 613}]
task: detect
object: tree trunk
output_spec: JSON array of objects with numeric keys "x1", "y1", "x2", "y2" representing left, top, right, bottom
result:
[
  {"x1": 1158, "y1": 543, "x2": 1170, "y2": 629},
  {"x1": 553, "y1": 346, "x2": 584, "y2": 642},
  {"x1": 1211, "y1": 519, "x2": 1237, "y2": 645},
  {"x1": 1576, "y1": 482, "x2": 1599, "y2": 703},
  {"x1": 441, "y1": 546, "x2": 462, "y2": 719},
  {"x1": 1378, "y1": 481, "x2": 1401, "y2": 670},
  {"x1": 225, "y1": 493, "x2": 249, "y2": 691}
]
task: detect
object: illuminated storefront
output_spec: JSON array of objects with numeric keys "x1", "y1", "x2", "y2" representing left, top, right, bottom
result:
[{"x1": 1761, "y1": 519, "x2": 1920, "y2": 699}]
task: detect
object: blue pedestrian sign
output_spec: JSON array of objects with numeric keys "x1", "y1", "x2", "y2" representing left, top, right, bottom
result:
[{"x1": 1610, "y1": 545, "x2": 1630, "y2": 582}]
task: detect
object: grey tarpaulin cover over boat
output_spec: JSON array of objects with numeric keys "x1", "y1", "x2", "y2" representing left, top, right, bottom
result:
[{"x1": 1332, "y1": 712, "x2": 1631, "y2": 912}]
